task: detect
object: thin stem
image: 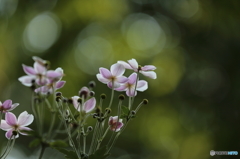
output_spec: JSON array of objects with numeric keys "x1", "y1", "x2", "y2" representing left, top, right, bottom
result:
[
  {"x1": 88, "y1": 121, "x2": 100, "y2": 155},
  {"x1": 108, "y1": 81, "x2": 115, "y2": 109},
  {"x1": 0, "y1": 111, "x2": 3, "y2": 127},
  {"x1": 1, "y1": 136, "x2": 16, "y2": 159},
  {"x1": 128, "y1": 97, "x2": 132, "y2": 110},
  {"x1": 38, "y1": 144, "x2": 46, "y2": 159},
  {"x1": 0, "y1": 138, "x2": 13, "y2": 158},
  {"x1": 131, "y1": 72, "x2": 139, "y2": 106}
]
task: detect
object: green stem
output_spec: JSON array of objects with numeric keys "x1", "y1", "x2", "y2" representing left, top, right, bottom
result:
[
  {"x1": 0, "y1": 111, "x2": 3, "y2": 127},
  {"x1": 38, "y1": 144, "x2": 46, "y2": 159},
  {"x1": 1, "y1": 136, "x2": 16, "y2": 159},
  {"x1": 108, "y1": 81, "x2": 115, "y2": 109}
]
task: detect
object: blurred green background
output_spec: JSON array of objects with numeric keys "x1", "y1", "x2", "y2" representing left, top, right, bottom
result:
[{"x1": 0, "y1": 0, "x2": 240, "y2": 159}]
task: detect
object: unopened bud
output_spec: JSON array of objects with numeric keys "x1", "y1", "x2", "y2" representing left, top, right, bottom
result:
[
  {"x1": 93, "y1": 113, "x2": 98, "y2": 118},
  {"x1": 100, "y1": 94, "x2": 106, "y2": 99},
  {"x1": 56, "y1": 92, "x2": 62, "y2": 96},
  {"x1": 95, "y1": 107, "x2": 101, "y2": 114},
  {"x1": 68, "y1": 98, "x2": 73, "y2": 104},
  {"x1": 105, "y1": 108, "x2": 111, "y2": 114},
  {"x1": 118, "y1": 94, "x2": 125, "y2": 100},
  {"x1": 89, "y1": 81, "x2": 96, "y2": 88},
  {"x1": 87, "y1": 126, "x2": 93, "y2": 132},
  {"x1": 131, "y1": 110, "x2": 136, "y2": 115},
  {"x1": 90, "y1": 91, "x2": 95, "y2": 97},
  {"x1": 77, "y1": 98, "x2": 82, "y2": 104},
  {"x1": 56, "y1": 96, "x2": 61, "y2": 102},
  {"x1": 143, "y1": 99, "x2": 148, "y2": 105}
]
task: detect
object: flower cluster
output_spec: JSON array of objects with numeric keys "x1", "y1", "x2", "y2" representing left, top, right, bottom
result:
[
  {"x1": 18, "y1": 56, "x2": 65, "y2": 94},
  {"x1": 0, "y1": 99, "x2": 34, "y2": 158},
  {"x1": 1, "y1": 56, "x2": 156, "y2": 159}
]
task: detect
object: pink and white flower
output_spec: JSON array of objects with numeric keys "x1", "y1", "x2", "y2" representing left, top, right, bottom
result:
[
  {"x1": 108, "y1": 116, "x2": 124, "y2": 132},
  {"x1": 35, "y1": 80, "x2": 66, "y2": 94},
  {"x1": 18, "y1": 62, "x2": 48, "y2": 86},
  {"x1": 96, "y1": 63, "x2": 128, "y2": 88},
  {"x1": 118, "y1": 59, "x2": 157, "y2": 79},
  {"x1": 0, "y1": 111, "x2": 34, "y2": 139},
  {"x1": 115, "y1": 73, "x2": 148, "y2": 97},
  {"x1": 0, "y1": 100, "x2": 19, "y2": 113},
  {"x1": 72, "y1": 96, "x2": 96, "y2": 113}
]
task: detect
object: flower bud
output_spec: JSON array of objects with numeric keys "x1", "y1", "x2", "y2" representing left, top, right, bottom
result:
[
  {"x1": 87, "y1": 126, "x2": 93, "y2": 132},
  {"x1": 143, "y1": 99, "x2": 148, "y2": 105},
  {"x1": 131, "y1": 110, "x2": 136, "y2": 115},
  {"x1": 79, "y1": 87, "x2": 89, "y2": 99},
  {"x1": 68, "y1": 98, "x2": 73, "y2": 104},
  {"x1": 93, "y1": 113, "x2": 98, "y2": 118},
  {"x1": 56, "y1": 96, "x2": 61, "y2": 102},
  {"x1": 105, "y1": 108, "x2": 111, "y2": 114},
  {"x1": 89, "y1": 81, "x2": 96, "y2": 88},
  {"x1": 90, "y1": 91, "x2": 95, "y2": 97},
  {"x1": 56, "y1": 92, "x2": 62, "y2": 96},
  {"x1": 118, "y1": 94, "x2": 125, "y2": 100},
  {"x1": 100, "y1": 94, "x2": 106, "y2": 99}
]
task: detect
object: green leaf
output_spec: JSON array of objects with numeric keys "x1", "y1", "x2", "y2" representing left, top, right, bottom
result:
[
  {"x1": 89, "y1": 146, "x2": 110, "y2": 159},
  {"x1": 120, "y1": 105, "x2": 130, "y2": 119},
  {"x1": 49, "y1": 140, "x2": 68, "y2": 148},
  {"x1": 54, "y1": 148, "x2": 78, "y2": 159},
  {"x1": 29, "y1": 139, "x2": 41, "y2": 148}
]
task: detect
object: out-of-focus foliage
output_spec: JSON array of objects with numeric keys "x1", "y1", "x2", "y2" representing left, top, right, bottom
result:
[{"x1": 0, "y1": 0, "x2": 240, "y2": 159}]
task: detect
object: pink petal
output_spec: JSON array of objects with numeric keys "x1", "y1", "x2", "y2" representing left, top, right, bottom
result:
[
  {"x1": 34, "y1": 62, "x2": 46, "y2": 74},
  {"x1": 7, "y1": 103, "x2": 19, "y2": 111},
  {"x1": 19, "y1": 126, "x2": 32, "y2": 135},
  {"x1": 47, "y1": 71, "x2": 62, "y2": 79},
  {"x1": 0, "y1": 120, "x2": 12, "y2": 130},
  {"x1": 17, "y1": 111, "x2": 34, "y2": 127},
  {"x1": 126, "y1": 87, "x2": 137, "y2": 97},
  {"x1": 110, "y1": 63, "x2": 125, "y2": 76},
  {"x1": 56, "y1": 81, "x2": 66, "y2": 89},
  {"x1": 115, "y1": 76, "x2": 128, "y2": 83},
  {"x1": 141, "y1": 65, "x2": 156, "y2": 71},
  {"x1": 72, "y1": 96, "x2": 80, "y2": 111},
  {"x1": 18, "y1": 76, "x2": 35, "y2": 87},
  {"x1": 96, "y1": 74, "x2": 110, "y2": 84},
  {"x1": 99, "y1": 68, "x2": 112, "y2": 79},
  {"x1": 117, "y1": 61, "x2": 133, "y2": 70},
  {"x1": 140, "y1": 71, "x2": 157, "y2": 79},
  {"x1": 136, "y1": 80, "x2": 148, "y2": 92},
  {"x1": 6, "y1": 129, "x2": 19, "y2": 139},
  {"x1": 128, "y1": 73, "x2": 137, "y2": 85},
  {"x1": 83, "y1": 98, "x2": 96, "y2": 113},
  {"x1": 35, "y1": 77, "x2": 48, "y2": 86},
  {"x1": 107, "y1": 81, "x2": 120, "y2": 88},
  {"x1": 127, "y1": 59, "x2": 138, "y2": 70},
  {"x1": 33, "y1": 56, "x2": 47, "y2": 65},
  {"x1": 6, "y1": 112, "x2": 17, "y2": 126},
  {"x1": 35, "y1": 86, "x2": 50, "y2": 94},
  {"x1": 2, "y1": 100, "x2": 12, "y2": 109},
  {"x1": 115, "y1": 85, "x2": 127, "y2": 91},
  {"x1": 22, "y1": 64, "x2": 36, "y2": 75}
]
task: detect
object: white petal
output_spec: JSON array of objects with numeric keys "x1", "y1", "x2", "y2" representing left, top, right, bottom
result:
[
  {"x1": 17, "y1": 111, "x2": 34, "y2": 127},
  {"x1": 96, "y1": 74, "x2": 110, "y2": 84},
  {"x1": 110, "y1": 63, "x2": 125, "y2": 76},
  {"x1": 136, "y1": 80, "x2": 148, "y2": 92},
  {"x1": 117, "y1": 61, "x2": 132, "y2": 70},
  {"x1": 0, "y1": 120, "x2": 12, "y2": 131},
  {"x1": 140, "y1": 71, "x2": 157, "y2": 79},
  {"x1": 128, "y1": 59, "x2": 138, "y2": 70}
]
